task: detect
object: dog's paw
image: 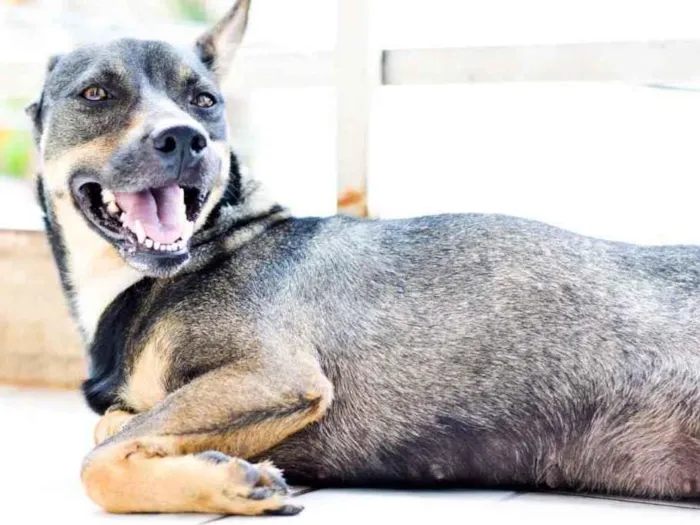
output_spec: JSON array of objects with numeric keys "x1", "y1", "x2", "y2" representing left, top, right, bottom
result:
[
  {"x1": 93, "y1": 410, "x2": 135, "y2": 445},
  {"x1": 197, "y1": 451, "x2": 302, "y2": 516}
]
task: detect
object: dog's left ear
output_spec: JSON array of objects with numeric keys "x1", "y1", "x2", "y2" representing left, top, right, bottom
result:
[{"x1": 195, "y1": 0, "x2": 250, "y2": 82}]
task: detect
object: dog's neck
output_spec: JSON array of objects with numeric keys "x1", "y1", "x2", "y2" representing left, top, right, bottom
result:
[{"x1": 38, "y1": 156, "x2": 287, "y2": 345}]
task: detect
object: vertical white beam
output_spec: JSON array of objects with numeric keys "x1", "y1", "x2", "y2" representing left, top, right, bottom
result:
[{"x1": 334, "y1": 0, "x2": 380, "y2": 217}]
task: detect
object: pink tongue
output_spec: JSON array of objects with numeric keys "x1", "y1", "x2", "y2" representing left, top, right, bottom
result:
[{"x1": 114, "y1": 183, "x2": 185, "y2": 244}]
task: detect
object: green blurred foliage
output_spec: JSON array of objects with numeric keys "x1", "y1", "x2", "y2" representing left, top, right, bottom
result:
[
  {"x1": 170, "y1": 0, "x2": 209, "y2": 22},
  {"x1": 0, "y1": 131, "x2": 33, "y2": 178}
]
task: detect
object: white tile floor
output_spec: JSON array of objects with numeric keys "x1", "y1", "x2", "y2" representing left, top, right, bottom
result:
[{"x1": 1, "y1": 386, "x2": 698, "y2": 524}]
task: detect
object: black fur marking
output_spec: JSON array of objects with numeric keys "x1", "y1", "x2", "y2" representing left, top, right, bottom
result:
[
  {"x1": 82, "y1": 278, "x2": 154, "y2": 414},
  {"x1": 35, "y1": 175, "x2": 84, "y2": 339},
  {"x1": 263, "y1": 505, "x2": 304, "y2": 516},
  {"x1": 202, "y1": 151, "x2": 243, "y2": 230}
]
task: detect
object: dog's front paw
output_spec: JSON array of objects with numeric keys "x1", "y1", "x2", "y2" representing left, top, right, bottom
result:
[{"x1": 198, "y1": 451, "x2": 302, "y2": 516}]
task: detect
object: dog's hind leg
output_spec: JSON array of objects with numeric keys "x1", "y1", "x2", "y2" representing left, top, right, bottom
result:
[
  {"x1": 556, "y1": 408, "x2": 700, "y2": 500},
  {"x1": 81, "y1": 359, "x2": 332, "y2": 515}
]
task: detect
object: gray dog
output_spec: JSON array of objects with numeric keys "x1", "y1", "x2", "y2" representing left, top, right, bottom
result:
[{"x1": 28, "y1": 0, "x2": 700, "y2": 516}]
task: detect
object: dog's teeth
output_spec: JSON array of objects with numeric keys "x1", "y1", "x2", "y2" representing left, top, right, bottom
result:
[
  {"x1": 153, "y1": 241, "x2": 161, "y2": 250},
  {"x1": 106, "y1": 201, "x2": 120, "y2": 216},
  {"x1": 119, "y1": 212, "x2": 126, "y2": 223},
  {"x1": 101, "y1": 189, "x2": 115, "y2": 204},
  {"x1": 144, "y1": 238, "x2": 154, "y2": 249},
  {"x1": 176, "y1": 240, "x2": 185, "y2": 251},
  {"x1": 129, "y1": 220, "x2": 146, "y2": 244}
]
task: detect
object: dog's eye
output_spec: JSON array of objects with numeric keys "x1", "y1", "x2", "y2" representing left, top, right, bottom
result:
[
  {"x1": 192, "y1": 92, "x2": 216, "y2": 108},
  {"x1": 81, "y1": 86, "x2": 110, "y2": 101}
]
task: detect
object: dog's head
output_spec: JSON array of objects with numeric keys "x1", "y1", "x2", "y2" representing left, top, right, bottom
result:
[{"x1": 28, "y1": 0, "x2": 250, "y2": 277}]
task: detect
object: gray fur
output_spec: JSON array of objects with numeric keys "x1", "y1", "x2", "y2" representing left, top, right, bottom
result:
[{"x1": 174, "y1": 210, "x2": 700, "y2": 496}]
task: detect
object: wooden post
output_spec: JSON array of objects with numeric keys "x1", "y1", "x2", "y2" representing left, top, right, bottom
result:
[{"x1": 334, "y1": 0, "x2": 381, "y2": 217}]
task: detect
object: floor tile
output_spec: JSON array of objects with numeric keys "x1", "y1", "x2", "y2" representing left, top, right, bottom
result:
[
  {"x1": 502, "y1": 492, "x2": 700, "y2": 523},
  {"x1": 0, "y1": 386, "x2": 211, "y2": 524},
  {"x1": 215, "y1": 488, "x2": 518, "y2": 522}
]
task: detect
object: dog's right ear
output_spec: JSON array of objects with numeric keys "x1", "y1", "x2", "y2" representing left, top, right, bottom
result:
[
  {"x1": 194, "y1": 0, "x2": 250, "y2": 83},
  {"x1": 26, "y1": 54, "x2": 62, "y2": 139}
]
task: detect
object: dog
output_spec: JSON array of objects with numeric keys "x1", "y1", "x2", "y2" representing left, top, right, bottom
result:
[{"x1": 28, "y1": 0, "x2": 700, "y2": 516}]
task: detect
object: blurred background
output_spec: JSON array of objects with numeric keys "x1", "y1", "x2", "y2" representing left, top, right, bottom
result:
[{"x1": 4, "y1": 0, "x2": 700, "y2": 388}]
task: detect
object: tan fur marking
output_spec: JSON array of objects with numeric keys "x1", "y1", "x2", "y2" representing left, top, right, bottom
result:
[
  {"x1": 42, "y1": 137, "x2": 115, "y2": 190},
  {"x1": 192, "y1": 386, "x2": 332, "y2": 460},
  {"x1": 120, "y1": 321, "x2": 176, "y2": 412},
  {"x1": 50, "y1": 195, "x2": 141, "y2": 340}
]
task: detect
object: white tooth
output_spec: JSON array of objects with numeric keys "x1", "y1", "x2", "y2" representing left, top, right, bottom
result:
[
  {"x1": 131, "y1": 220, "x2": 146, "y2": 244},
  {"x1": 144, "y1": 238, "x2": 154, "y2": 249},
  {"x1": 101, "y1": 189, "x2": 115, "y2": 204},
  {"x1": 106, "y1": 201, "x2": 120, "y2": 216},
  {"x1": 119, "y1": 212, "x2": 126, "y2": 223},
  {"x1": 176, "y1": 240, "x2": 185, "y2": 251},
  {"x1": 153, "y1": 242, "x2": 161, "y2": 250}
]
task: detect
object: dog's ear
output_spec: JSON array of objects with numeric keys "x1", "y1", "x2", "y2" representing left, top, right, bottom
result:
[
  {"x1": 25, "y1": 55, "x2": 61, "y2": 139},
  {"x1": 45, "y1": 54, "x2": 62, "y2": 74},
  {"x1": 195, "y1": 0, "x2": 250, "y2": 82}
]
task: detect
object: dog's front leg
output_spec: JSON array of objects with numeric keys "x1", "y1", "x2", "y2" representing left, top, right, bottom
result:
[{"x1": 81, "y1": 358, "x2": 333, "y2": 516}]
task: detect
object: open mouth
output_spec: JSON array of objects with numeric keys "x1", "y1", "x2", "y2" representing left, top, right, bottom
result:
[{"x1": 76, "y1": 182, "x2": 206, "y2": 255}]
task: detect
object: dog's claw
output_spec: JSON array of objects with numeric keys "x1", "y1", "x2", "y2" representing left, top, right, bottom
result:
[
  {"x1": 264, "y1": 504, "x2": 304, "y2": 516},
  {"x1": 268, "y1": 470, "x2": 290, "y2": 494}
]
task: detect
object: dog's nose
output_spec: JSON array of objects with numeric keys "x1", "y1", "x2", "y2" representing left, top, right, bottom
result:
[{"x1": 152, "y1": 125, "x2": 208, "y2": 166}]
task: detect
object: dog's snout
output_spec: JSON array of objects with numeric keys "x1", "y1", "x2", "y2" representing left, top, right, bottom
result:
[{"x1": 152, "y1": 125, "x2": 208, "y2": 165}]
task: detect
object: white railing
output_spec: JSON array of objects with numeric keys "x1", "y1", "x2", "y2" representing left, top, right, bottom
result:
[{"x1": 4, "y1": 1, "x2": 700, "y2": 219}]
